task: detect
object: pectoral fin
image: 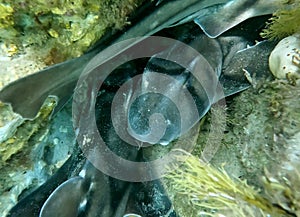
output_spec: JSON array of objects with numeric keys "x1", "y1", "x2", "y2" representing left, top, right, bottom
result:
[
  {"x1": 39, "y1": 176, "x2": 88, "y2": 217},
  {"x1": 194, "y1": 0, "x2": 287, "y2": 38}
]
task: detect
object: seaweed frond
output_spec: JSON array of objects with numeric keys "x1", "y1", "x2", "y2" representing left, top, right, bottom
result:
[
  {"x1": 261, "y1": 2, "x2": 300, "y2": 40},
  {"x1": 164, "y1": 154, "x2": 292, "y2": 217}
]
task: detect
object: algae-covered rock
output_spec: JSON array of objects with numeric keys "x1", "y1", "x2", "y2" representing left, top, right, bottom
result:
[
  {"x1": 0, "y1": 102, "x2": 23, "y2": 143},
  {"x1": 164, "y1": 155, "x2": 290, "y2": 217},
  {"x1": 164, "y1": 78, "x2": 300, "y2": 217},
  {"x1": 0, "y1": 0, "x2": 144, "y2": 64},
  {"x1": 223, "y1": 79, "x2": 300, "y2": 183},
  {"x1": 0, "y1": 96, "x2": 57, "y2": 163},
  {"x1": 0, "y1": 96, "x2": 76, "y2": 216}
]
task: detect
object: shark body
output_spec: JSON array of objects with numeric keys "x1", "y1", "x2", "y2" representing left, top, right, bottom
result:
[
  {"x1": 3, "y1": 0, "x2": 289, "y2": 216},
  {"x1": 0, "y1": 0, "x2": 288, "y2": 118}
]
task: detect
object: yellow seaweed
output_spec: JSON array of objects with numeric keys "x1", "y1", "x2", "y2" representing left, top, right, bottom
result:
[
  {"x1": 164, "y1": 154, "x2": 293, "y2": 217},
  {"x1": 261, "y1": 1, "x2": 300, "y2": 40}
]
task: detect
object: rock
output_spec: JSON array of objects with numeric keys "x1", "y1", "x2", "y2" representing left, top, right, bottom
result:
[
  {"x1": 269, "y1": 34, "x2": 300, "y2": 79},
  {"x1": 0, "y1": 102, "x2": 23, "y2": 143}
]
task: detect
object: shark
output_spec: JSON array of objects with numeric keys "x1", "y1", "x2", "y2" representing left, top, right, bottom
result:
[
  {"x1": 0, "y1": 0, "x2": 289, "y2": 119},
  {"x1": 2, "y1": 0, "x2": 291, "y2": 216}
]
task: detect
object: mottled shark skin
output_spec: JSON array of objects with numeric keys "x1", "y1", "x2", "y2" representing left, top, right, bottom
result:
[
  {"x1": 0, "y1": 0, "x2": 284, "y2": 119},
  {"x1": 0, "y1": 1, "x2": 284, "y2": 216},
  {"x1": 38, "y1": 160, "x2": 175, "y2": 217},
  {"x1": 0, "y1": 0, "x2": 227, "y2": 119},
  {"x1": 39, "y1": 161, "x2": 123, "y2": 217},
  {"x1": 124, "y1": 34, "x2": 223, "y2": 145},
  {"x1": 114, "y1": 16, "x2": 275, "y2": 145},
  {"x1": 5, "y1": 39, "x2": 277, "y2": 217}
]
